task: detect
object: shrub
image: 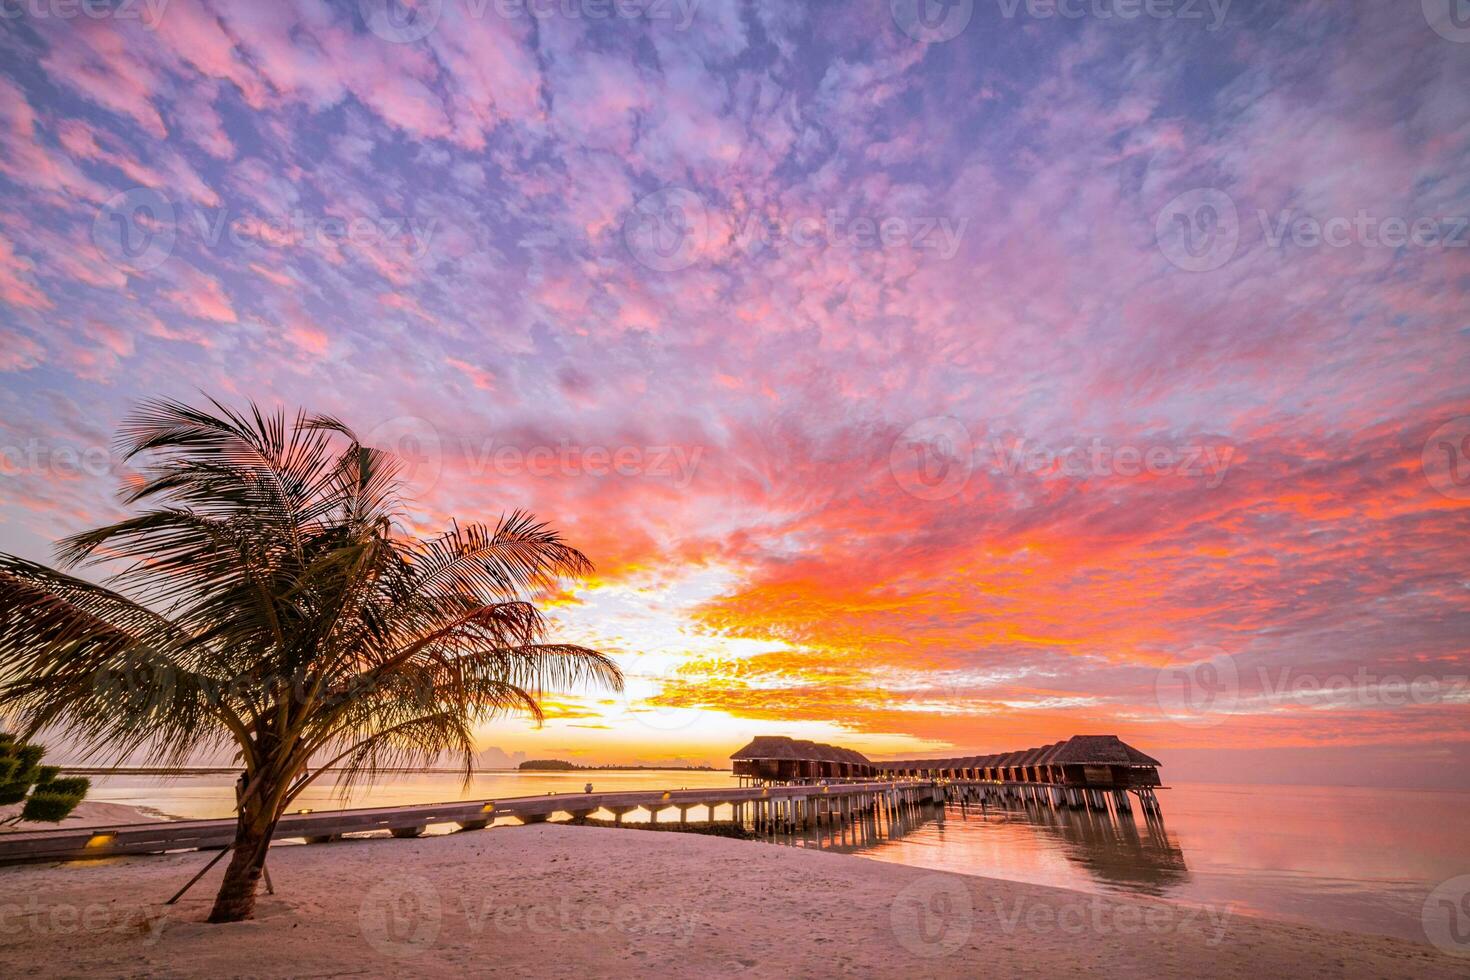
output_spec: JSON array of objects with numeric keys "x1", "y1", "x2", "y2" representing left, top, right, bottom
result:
[{"x1": 0, "y1": 733, "x2": 89, "y2": 824}]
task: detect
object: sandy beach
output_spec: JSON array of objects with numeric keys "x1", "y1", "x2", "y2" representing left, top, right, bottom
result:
[
  {"x1": 0, "y1": 823, "x2": 1462, "y2": 979},
  {"x1": 0, "y1": 801, "x2": 169, "y2": 832}
]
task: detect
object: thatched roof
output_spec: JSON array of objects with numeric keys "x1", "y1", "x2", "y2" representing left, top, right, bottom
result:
[
  {"x1": 729, "y1": 736, "x2": 872, "y2": 765},
  {"x1": 738, "y1": 734, "x2": 1161, "y2": 772},
  {"x1": 1047, "y1": 735, "x2": 1162, "y2": 767},
  {"x1": 730, "y1": 736, "x2": 802, "y2": 760},
  {"x1": 1014, "y1": 746, "x2": 1046, "y2": 766}
]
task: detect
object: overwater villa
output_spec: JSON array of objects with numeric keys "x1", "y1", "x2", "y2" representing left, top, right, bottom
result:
[{"x1": 731, "y1": 734, "x2": 1165, "y2": 816}]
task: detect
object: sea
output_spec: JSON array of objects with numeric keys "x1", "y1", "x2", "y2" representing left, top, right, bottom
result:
[{"x1": 81, "y1": 770, "x2": 1468, "y2": 945}]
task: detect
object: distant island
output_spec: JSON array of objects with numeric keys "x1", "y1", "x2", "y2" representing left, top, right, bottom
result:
[{"x1": 518, "y1": 759, "x2": 718, "y2": 772}]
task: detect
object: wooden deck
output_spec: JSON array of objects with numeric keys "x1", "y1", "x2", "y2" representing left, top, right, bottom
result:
[{"x1": 0, "y1": 780, "x2": 943, "y2": 865}]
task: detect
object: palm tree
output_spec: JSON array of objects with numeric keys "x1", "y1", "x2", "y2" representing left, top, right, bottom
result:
[{"x1": 0, "y1": 398, "x2": 621, "y2": 922}]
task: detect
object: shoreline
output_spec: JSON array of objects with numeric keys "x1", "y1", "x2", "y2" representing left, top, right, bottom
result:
[
  {"x1": 0, "y1": 823, "x2": 1462, "y2": 978},
  {"x1": 0, "y1": 800, "x2": 171, "y2": 834}
]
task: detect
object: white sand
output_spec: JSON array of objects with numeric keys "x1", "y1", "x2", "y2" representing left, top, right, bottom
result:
[
  {"x1": 0, "y1": 800, "x2": 167, "y2": 832},
  {"x1": 0, "y1": 824, "x2": 1462, "y2": 978}
]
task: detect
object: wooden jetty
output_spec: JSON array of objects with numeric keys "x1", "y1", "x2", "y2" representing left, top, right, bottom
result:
[
  {"x1": 0, "y1": 734, "x2": 1165, "y2": 866},
  {"x1": 0, "y1": 780, "x2": 944, "y2": 866},
  {"x1": 731, "y1": 734, "x2": 1166, "y2": 818}
]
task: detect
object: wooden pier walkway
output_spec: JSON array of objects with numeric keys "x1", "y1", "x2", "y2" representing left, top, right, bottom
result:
[{"x1": 0, "y1": 780, "x2": 944, "y2": 865}]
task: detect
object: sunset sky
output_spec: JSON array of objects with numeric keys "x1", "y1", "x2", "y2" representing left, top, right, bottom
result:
[{"x1": 1, "y1": 2, "x2": 1467, "y2": 787}]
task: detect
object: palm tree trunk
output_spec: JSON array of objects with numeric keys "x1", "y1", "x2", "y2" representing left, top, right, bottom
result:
[{"x1": 207, "y1": 808, "x2": 278, "y2": 923}]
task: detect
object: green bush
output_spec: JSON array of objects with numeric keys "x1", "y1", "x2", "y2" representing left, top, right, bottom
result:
[
  {"x1": 0, "y1": 732, "x2": 88, "y2": 824},
  {"x1": 21, "y1": 791, "x2": 84, "y2": 823},
  {"x1": 43, "y1": 776, "x2": 91, "y2": 798}
]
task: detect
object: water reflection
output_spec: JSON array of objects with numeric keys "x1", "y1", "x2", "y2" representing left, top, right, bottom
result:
[
  {"x1": 774, "y1": 797, "x2": 1190, "y2": 897},
  {"x1": 1020, "y1": 803, "x2": 1188, "y2": 895}
]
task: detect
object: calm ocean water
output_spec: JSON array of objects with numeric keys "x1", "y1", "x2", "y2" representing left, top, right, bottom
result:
[{"x1": 84, "y1": 771, "x2": 1467, "y2": 944}]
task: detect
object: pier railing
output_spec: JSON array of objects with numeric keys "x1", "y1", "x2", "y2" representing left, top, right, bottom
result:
[
  {"x1": 0, "y1": 780, "x2": 942, "y2": 865},
  {"x1": 0, "y1": 776, "x2": 1163, "y2": 866}
]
